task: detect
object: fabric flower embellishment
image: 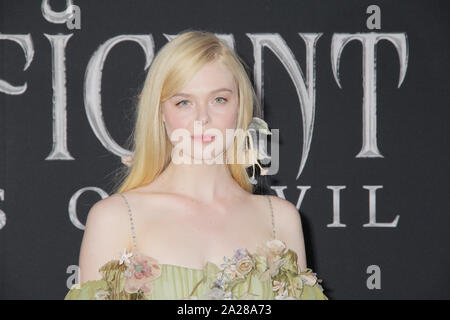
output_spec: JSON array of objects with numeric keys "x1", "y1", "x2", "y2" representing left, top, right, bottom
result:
[
  {"x1": 273, "y1": 280, "x2": 286, "y2": 297},
  {"x1": 231, "y1": 248, "x2": 254, "y2": 277},
  {"x1": 256, "y1": 239, "x2": 288, "y2": 281},
  {"x1": 213, "y1": 274, "x2": 227, "y2": 291},
  {"x1": 301, "y1": 273, "x2": 318, "y2": 286},
  {"x1": 119, "y1": 248, "x2": 133, "y2": 265},
  {"x1": 273, "y1": 280, "x2": 300, "y2": 300},
  {"x1": 219, "y1": 248, "x2": 255, "y2": 281},
  {"x1": 94, "y1": 289, "x2": 110, "y2": 300},
  {"x1": 123, "y1": 252, "x2": 162, "y2": 294},
  {"x1": 211, "y1": 248, "x2": 255, "y2": 299},
  {"x1": 265, "y1": 239, "x2": 288, "y2": 256},
  {"x1": 299, "y1": 268, "x2": 322, "y2": 288}
]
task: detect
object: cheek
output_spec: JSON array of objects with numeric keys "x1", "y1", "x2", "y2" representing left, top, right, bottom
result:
[
  {"x1": 163, "y1": 106, "x2": 191, "y2": 131},
  {"x1": 218, "y1": 113, "x2": 237, "y2": 130},
  {"x1": 214, "y1": 108, "x2": 239, "y2": 150},
  {"x1": 214, "y1": 105, "x2": 239, "y2": 130}
]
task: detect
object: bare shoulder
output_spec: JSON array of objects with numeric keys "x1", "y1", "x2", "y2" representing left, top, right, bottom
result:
[
  {"x1": 250, "y1": 194, "x2": 301, "y2": 228},
  {"x1": 266, "y1": 195, "x2": 302, "y2": 228},
  {"x1": 78, "y1": 193, "x2": 133, "y2": 283},
  {"x1": 85, "y1": 193, "x2": 131, "y2": 227},
  {"x1": 266, "y1": 195, "x2": 308, "y2": 271}
]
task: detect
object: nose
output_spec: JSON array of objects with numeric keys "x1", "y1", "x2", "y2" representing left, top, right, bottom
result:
[
  {"x1": 195, "y1": 102, "x2": 209, "y2": 126},
  {"x1": 197, "y1": 118, "x2": 208, "y2": 126}
]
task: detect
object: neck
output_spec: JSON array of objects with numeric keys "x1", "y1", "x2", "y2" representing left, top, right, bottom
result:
[{"x1": 156, "y1": 157, "x2": 241, "y2": 204}]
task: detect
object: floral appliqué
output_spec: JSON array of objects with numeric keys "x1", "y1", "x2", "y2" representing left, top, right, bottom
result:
[
  {"x1": 89, "y1": 242, "x2": 325, "y2": 300},
  {"x1": 256, "y1": 239, "x2": 325, "y2": 300},
  {"x1": 203, "y1": 248, "x2": 257, "y2": 300},
  {"x1": 93, "y1": 248, "x2": 161, "y2": 300},
  {"x1": 122, "y1": 250, "x2": 162, "y2": 294}
]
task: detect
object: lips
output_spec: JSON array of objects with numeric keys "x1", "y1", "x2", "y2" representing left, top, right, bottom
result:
[{"x1": 191, "y1": 134, "x2": 215, "y2": 143}]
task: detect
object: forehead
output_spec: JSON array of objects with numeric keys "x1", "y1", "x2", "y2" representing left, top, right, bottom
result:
[{"x1": 173, "y1": 61, "x2": 237, "y2": 97}]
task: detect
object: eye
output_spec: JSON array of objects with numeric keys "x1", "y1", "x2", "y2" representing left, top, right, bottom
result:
[
  {"x1": 215, "y1": 97, "x2": 228, "y2": 104},
  {"x1": 175, "y1": 100, "x2": 190, "y2": 107}
]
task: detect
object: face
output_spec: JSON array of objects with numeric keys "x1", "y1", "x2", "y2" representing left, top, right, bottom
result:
[{"x1": 161, "y1": 60, "x2": 239, "y2": 163}]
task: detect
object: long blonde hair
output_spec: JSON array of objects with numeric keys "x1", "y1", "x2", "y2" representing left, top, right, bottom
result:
[{"x1": 112, "y1": 29, "x2": 261, "y2": 194}]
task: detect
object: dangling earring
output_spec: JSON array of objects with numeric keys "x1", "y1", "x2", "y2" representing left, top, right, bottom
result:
[{"x1": 244, "y1": 117, "x2": 272, "y2": 185}]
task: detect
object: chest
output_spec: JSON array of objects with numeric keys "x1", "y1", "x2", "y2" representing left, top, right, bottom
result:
[{"x1": 134, "y1": 208, "x2": 272, "y2": 268}]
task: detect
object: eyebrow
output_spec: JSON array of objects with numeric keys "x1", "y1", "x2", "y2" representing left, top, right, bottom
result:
[{"x1": 172, "y1": 88, "x2": 233, "y2": 98}]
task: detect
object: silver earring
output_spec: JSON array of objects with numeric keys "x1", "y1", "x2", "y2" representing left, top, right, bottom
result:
[{"x1": 245, "y1": 117, "x2": 272, "y2": 185}]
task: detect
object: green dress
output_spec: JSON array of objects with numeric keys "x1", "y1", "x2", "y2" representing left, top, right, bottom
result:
[{"x1": 65, "y1": 194, "x2": 328, "y2": 300}]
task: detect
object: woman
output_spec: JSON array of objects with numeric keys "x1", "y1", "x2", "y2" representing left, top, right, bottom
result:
[{"x1": 65, "y1": 30, "x2": 328, "y2": 300}]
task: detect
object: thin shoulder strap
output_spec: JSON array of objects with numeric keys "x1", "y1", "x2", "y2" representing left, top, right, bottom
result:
[
  {"x1": 118, "y1": 193, "x2": 137, "y2": 250},
  {"x1": 266, "y1": 195, "x2": 276, "y2": 240}
]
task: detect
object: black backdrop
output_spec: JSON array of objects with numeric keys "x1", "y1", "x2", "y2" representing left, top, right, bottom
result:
[{"x1": 0, "y1": 0, "x2": 449, "y2": 299}]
